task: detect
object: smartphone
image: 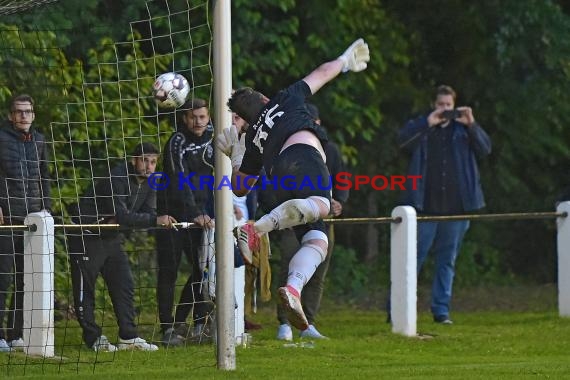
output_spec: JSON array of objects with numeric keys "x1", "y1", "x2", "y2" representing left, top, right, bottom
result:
[{"x1": 441, "y1": 109, "x2": 462, "y2": 119}]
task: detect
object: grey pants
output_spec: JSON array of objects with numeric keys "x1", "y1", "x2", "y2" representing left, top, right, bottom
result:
[{"x1": 68, "y1": 234, "x2": 138, "y2": 347}]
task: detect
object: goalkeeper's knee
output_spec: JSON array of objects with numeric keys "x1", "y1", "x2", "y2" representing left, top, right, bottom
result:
[
  {"x1": 272, "y1": 197, "x2": 329, "y2": 230},
  {"x1": 254, "y1": 197, "x2": 330, "y2": 234},
  {"x1": 301, "y1": 229, "x2": 328, "y2": 262}
]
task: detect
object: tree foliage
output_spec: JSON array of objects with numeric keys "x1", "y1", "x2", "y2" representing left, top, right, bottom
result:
[{"x1": 384, "y1": 0, "x2": 570, "y2": 281}]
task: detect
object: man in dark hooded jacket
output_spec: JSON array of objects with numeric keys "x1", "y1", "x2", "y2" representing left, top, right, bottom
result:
[{"x1": 0, "y1": 94, "x2": 51, "y2": 352}]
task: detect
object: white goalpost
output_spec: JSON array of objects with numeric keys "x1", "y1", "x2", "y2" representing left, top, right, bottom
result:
[{"x1": 212, "y1": 0, "x2": 237, "y2": 371}]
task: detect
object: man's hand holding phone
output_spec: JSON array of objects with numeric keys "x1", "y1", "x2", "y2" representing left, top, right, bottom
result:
[
  {"x1": 428, "y1": 107, "x2": 475, "y2": 127},
  {"x1": 428, "y1": 108, "x2": 456, "y2": 126},
  {"x1": 455, "y1": 106, "x2": 475, "y2": 126},
  {"x1": 440, "y1": 109, "x2": 463, "y2": 120}
]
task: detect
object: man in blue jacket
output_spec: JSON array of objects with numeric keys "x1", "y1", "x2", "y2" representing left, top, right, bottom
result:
[{"x1": 398, "y1": 85, "x2": 491, "y2": 324}]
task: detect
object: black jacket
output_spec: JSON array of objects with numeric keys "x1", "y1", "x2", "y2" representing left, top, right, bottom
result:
[
  {"x1": 0, "y1": 122, "x2": 51, "y2": 221},
  {"x1": 71, "y1": 163, "x2": 156, "y2": 228},
  {"x1": 157, "y1": 125, "x2": 214, "y2": 220}
]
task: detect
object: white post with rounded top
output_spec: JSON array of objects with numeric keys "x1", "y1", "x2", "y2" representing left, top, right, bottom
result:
[
  {"x1": 390, "y1": 206, "x2": 417, "y2": 336},
  {"x1": 23, "y1": 210, "x2": 55, "y2": 357}
]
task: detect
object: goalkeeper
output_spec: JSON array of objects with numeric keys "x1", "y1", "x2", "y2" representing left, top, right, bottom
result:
[{"x1": 217, "y1": 39, "x2": 369, "y2": 330}]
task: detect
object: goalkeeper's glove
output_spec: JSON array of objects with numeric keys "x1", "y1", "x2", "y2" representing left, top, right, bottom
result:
[
  {"x1": 216, "y1": 125, "x2": 245, "y2": 170},
  {"x1": 338, "y1": 38, "x2": 370, "y2": 73}
]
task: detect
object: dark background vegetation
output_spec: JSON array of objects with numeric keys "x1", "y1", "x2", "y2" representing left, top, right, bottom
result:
[{"x1": 1, "y1": 0, "x2": 570, "y2": 299}]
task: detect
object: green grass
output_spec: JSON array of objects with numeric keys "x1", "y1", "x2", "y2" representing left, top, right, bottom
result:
[{"x1": 2, "y1": 293, "x2": 570, "y2": 379}]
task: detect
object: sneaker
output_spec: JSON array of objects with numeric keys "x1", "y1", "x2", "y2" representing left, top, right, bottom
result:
[
  {"x1": 117, "y1": 337, "x2": 159, "y2": 351},
  {"x1": 300, "y1": 324, "x2": 328, "y2": 339},
  {"x1": 434, "y1": 315, "x2": 453, "y2": 325},
  {"x1": 193, "y1": 323, "x2": 205, "y2": 337},
  {"x1": 162, "y1": 328, "x2": 185, "y2": 347},
  {"x1": 91, "y1": 335, "x2": 118, "y2": 352},
  {"x1": 174, "y1": 322, "x2": 192, "y2": 340},
  {"x1": 185, "y1": 322, "x2": 215, "y2": 344},
  {"x1": 234, "y1": 223, "x2": 260, "y2": 265},
  {"x1": 276, "y1": 324, "x2": 293, "y2": 341},
  {"x1": 0, "y1": 339, "x2": 12, "y2": 353},
  {"x1": 9, "y1": 338, "x2": 26, "y2": 351},
  {"x1": 278, "y1": 286, "x2": 309, "y2": 331}
]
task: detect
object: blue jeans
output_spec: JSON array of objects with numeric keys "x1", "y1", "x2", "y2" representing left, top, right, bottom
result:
[{"x1": 417, "y1": 220, "x2": 470, "y2": 318}]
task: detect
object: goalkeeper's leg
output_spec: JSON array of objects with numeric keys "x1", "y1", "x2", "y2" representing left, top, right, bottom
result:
[
  {"x1": 254, "y1": 196, "x2": 330, "y2": 234},
  {"x1": 278, "y1": 228, "x2": 328, "y2": 331},
  {"x1": 236, "y1": 196, "x2": 328, "y2": 263}
]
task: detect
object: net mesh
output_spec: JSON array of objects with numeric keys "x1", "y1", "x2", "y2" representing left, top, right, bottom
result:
[
  {"x1": 0, "y1": 0, "x2": 218, "y2": 375},
  {"x1": 0, "y1": 0, "x2": 58, "y2": 16}
]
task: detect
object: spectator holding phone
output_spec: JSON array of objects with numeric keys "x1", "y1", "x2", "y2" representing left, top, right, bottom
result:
[{"x1": 397, "y1": 85, "x2": 491, "y2": 324}]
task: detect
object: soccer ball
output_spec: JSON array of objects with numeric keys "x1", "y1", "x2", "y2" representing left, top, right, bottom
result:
[{"x1": 152, "y1": 72, "x2": 190, "y2": 108}]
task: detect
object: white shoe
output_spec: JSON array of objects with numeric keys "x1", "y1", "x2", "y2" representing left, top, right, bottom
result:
[
  {"x1": 9, "y1": 337, "x2": 26, "y2": 351},
  {"x1": 91, "y1": 335, "x2": 118, "y2": 352},
  {"x1": 117, "y1": 337, "x2": 159, "y2": 351},
  {"x1": 276, "y1": 324, "x2": 293, "y2": 341},
  {"x1": 300, "y1": 324, "x2": 328, "y2": 339},
  {"x1": 0, "y1": 339, "x2": 12, "y2": 352}
]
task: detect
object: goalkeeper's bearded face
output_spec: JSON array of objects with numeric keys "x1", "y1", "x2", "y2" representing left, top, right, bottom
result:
[{"x1": 227, "y1": 87, "x2": 266, "y2": 125}]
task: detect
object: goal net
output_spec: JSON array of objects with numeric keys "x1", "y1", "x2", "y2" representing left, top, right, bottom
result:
[{"x1": 0, "y1": 0, "x2": 231, "y2": 375}]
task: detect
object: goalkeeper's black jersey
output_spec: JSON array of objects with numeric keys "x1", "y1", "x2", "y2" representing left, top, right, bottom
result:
[{"x1": 239, "y1": 80, "x2": 327, "y2": 176}]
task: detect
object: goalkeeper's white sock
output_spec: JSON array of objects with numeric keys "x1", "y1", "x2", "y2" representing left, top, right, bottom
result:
[
  {"x1": 254, "y1": 197, "x2": 330, "y2": 234},
  {"x1": 286, "y1": 244, "x2": 326, "y2": 294},
  {"x1": 286, "y1": 230, "x2": 328, "y2": 294}
]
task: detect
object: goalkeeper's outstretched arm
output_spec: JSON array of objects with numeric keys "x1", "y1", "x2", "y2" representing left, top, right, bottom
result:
[{"x1": 303, "y1": 38, "x2": 370, "y2": 95}]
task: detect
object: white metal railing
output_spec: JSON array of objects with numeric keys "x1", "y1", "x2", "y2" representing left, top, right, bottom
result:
[{"x1": 389, "y1": 203, "x2": 569, "y2": 336}]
